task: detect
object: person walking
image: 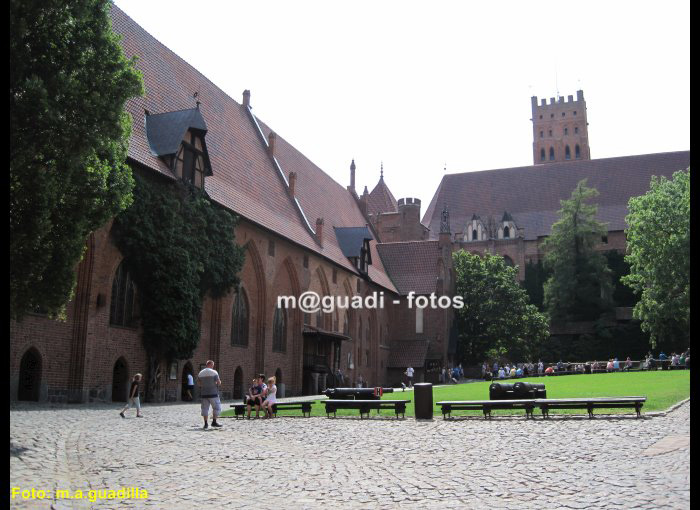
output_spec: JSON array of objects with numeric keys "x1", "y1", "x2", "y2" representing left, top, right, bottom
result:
[
  {"x1": 120, "y1": 373, "x2": 143, "y2": 418},
  {"x1": 185, "y1": 372, "x2": 194, "y2": 401},
  {"x1": 198, "y1": 360, "x2": 222, "y2": 429},
  {"x1": 405, "y1": 366, "x2": 414, "y2": 388}
]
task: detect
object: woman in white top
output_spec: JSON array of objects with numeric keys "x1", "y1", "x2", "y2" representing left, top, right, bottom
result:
[{"x1": 261, "y1": 376, "x2": 277, "y2": 418}]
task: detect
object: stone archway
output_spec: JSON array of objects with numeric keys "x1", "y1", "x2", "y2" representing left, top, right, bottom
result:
[
  {"x1": 111, "y1": 357, "x2": 129, "y2": 402},
  {"x1": 18, "y1": 347, "x2": 42, "y2": 401}
]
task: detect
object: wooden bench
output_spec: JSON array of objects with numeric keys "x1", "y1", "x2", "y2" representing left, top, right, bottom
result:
[
  {"x1": 436, "y1": 399, "x2": 537, "y2": 420},
  {"x1": 535, "y1": 397, "x2": 646, "y2": 419},
  {"x1": 324, "y1": 399, "x2": 410, "y2": 419},
  {"x1": 229, "y1": 401, "x2": 313, "y2": 418}
]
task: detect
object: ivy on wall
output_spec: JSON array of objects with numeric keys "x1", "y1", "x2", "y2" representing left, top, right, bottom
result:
[{"x1": 112, "y1": 173, "x2": 245, "y2": 366}]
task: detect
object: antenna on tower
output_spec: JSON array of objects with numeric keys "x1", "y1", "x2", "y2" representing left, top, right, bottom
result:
[{"x1": 555, "y1": 65, "x2": 560, "y2": 100}]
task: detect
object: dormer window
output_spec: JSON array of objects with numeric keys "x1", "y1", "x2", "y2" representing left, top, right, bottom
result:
[
  {"x1": 174, "y1": 131, "x2": 206, "y2": 188},
  {"x1": 145, "y1": 107, "x2": 213, "y2": 189}
]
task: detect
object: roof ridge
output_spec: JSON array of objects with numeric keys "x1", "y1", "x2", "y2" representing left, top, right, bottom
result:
[{"x1": 444, "y1": 150, "x2": 691, "y2": 178}]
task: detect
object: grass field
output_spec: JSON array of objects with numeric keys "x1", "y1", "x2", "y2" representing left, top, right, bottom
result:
[{"x1": 220, "y1": 370, "x2": 690, "y2": 419}]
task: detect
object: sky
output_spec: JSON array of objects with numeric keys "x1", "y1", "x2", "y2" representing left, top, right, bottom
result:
[{"x1": 113, "y1": 0, "x2": 690, "y2": 210}]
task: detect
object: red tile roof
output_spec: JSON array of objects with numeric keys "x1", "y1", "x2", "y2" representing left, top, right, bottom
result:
[
  {"x1": 367, "y1": 176, "x2": 398, "y2": 216},
  {"x1": 386, "y1": 340, "x2": 430, "y2": 368},
  {"x1": 423, "y1": 151, "x2": 690, "y2": 240},
  {"x1": 111, "y1": 6, "x2": 397, "y2": 293},
  {"x1": 376, "y1": 241, "x2": 441, "y2": 295}
]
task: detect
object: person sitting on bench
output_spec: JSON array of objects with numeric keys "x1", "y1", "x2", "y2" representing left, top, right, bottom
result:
[
  {"x1": 261, "y1": 376, "x2": 277, "y2": 418},
  {"x1": 245, "y1": 376, "x2": 265, "y2": 419}
]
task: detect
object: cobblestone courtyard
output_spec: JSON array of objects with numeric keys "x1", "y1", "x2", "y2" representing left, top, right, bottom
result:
[{"x1": 10, "y1": 400, "x2": 690, "y2": 509}]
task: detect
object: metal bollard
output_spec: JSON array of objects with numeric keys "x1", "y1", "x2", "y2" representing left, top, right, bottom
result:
[{"x1": 414, "y1": 382, "x2": 433, "y2": 420}]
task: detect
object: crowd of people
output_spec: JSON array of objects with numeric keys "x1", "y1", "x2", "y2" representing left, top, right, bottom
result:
[{"x1": 482, "y1": 348, "x2": 690, "y2": 380}]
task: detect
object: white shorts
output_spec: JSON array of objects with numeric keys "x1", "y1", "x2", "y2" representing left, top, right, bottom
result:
[{"x1": 200, "y1": 397, "x2": 221, "y2": 417}]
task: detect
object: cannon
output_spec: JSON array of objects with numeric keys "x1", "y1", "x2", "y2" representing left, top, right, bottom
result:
[
  {"x1": 489, "y1": 382, "x2": 546, "y2": 400},
  {"x1": 324, "y1": 387, "x2": 394, "y2": 400}
]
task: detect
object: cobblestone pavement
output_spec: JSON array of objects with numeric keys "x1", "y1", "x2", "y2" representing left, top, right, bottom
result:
[{"x1": 10, "y1": 400, "x2": 690, "y2": 509}]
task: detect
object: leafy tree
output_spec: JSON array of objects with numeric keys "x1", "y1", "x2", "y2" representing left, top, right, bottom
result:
[
  {"x1": 522, "y1": 259, "x2": 549, "y2": 311},
  {"x1": 10, "y1": 0, "x2": 143, "y2": 320},
  {"x1": 453, "y1": 251, "x2": 549, "y2": 364},
  {"x1": 112, "y1": 174, "x2": 245, "y2": 400},
  {"x1": 622, "y1": 168, "x2": 690, "y2": 349},
  {"x1": 542, "y1": 179, "x2": 613, "y2": 321}
]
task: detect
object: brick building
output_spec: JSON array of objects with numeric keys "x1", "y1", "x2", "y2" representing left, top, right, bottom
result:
[{"x1": 10, "y1": 5, "x2": 690, "y2": 403}]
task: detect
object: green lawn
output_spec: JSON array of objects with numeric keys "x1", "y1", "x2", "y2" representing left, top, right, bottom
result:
[{"x1": 220, "y1": 370, "x2": 689, "y2": 419}]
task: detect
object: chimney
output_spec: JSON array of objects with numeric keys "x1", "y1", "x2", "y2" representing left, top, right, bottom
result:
[
  {"x1": 358, "y1": 186, "x2": 368, "y2": 215},
  {"x1": 268, "y1": 132, "x2": 277, "y2": 158},
  {"x1": 316, "y1": 218, "x2": 324, "y2": 247},
  {"x1": 242, "y1": 89, "x2": 250, "y2": 107},
  {"x1": 350, "y1": 159, "x2": 356, "y2": 192},
  {"x1": 288, "y1": 172, "x2": 297, "y2": 198}
]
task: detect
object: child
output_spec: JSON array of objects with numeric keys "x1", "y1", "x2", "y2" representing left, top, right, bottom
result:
[
  {"x1": 120, "y1": 373, "x2": 143, "y2": 418},
  {"x1": 261, "y1": 376, "x2": 277, "y2": 418}
]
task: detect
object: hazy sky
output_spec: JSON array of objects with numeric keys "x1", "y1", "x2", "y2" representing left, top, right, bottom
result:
[{"x1": 114, "y1": 0, "x2": 690, "y2": 208}]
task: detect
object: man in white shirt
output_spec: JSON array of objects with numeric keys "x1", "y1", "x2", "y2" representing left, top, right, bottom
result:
[
  {"x1": 185, "y1": 372, "x2": 194, "y2": 401},
  {"x1": 198, "y1": 360, "x2": 222, "y2": 429},
  {"x1": 405, "y1": 366, "x2": 414, "y2": 388}
]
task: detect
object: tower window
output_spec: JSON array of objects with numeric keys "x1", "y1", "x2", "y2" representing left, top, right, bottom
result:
[
  {"x1": 550, "y1": 114, "x2": 554, "y2": 118},
  {"x1": 573, "y1": 111, "x2": 577, "y2": 115},
  {"x1": 539, "y1": 115, "x2": 543, "y2": 119},
  {"x1": 540, "y1": 131, "x2": 544, "y2": 138},
  {"x1": 503, "y1": 226, "x2": 510, "y2": 238},
  {"x1": 472, "y1": 229, "x2": 478, "y2": 241},
  {"x1": 564, "y1": 128, "x2": 568, "y2": 136},
  {"x1": 540, "y1": 148, "x2": 546, "y2": 161},
  {"x1": 548, "y1": 129, "x2": 552, "y2": 137},
  {"x1": 575, "y1": 145, "x2": 581, "y2": 159},
  {"x1": 565, "y1": 146, "x2": 571, "y2": 160},
  {"x1": 549, "y1": 148, "x2": 555, "y2": 161},
  {"x1": 562, "y1": 112, "x2": 565, "y2": 117},
  {"x1": 575, "y1": 126, "x2": 579, "y2": 134}
]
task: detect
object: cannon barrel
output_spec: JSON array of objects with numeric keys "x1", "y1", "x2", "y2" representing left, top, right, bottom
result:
[{"x1": 324, "y1": 387, "x2": 394, "y2": 400}]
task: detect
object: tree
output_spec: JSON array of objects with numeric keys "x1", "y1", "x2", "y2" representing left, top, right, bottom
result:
[
  {"x1": 542, "y1": 179, "x2": 613, "y2": 322},
  {"x1": 453, "y1": 251, "x2": 549, "y2": 364},
  {"x1": 10, "y1": 0, "x2": 143, "y2": 320},
  {"x1": 622, "y1": 168, "x2": 690, "y2": 349},
  {"x1": 112, "y1": 173, "x2": 245, "y2": 400}
]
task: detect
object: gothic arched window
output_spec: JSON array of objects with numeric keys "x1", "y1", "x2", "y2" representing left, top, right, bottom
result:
[
  {"x1": 110, "y1": 262, "x2": 137, "y2": 327},
  {"x1": 565, "y1": 145, "x2": 571, "y2": 160},
  {"x1": 540, "y1": 148, "x2": 546, "y2": 161},
  {"x1": 272, "y1": 306, "x2": 286, "y2": 352},
  {"x1": 503, "y1": 226, "x2": 510, "y2": 238},
  {"x1": 549, "y1": 147, "x2": 555, "y2": 161},
  {"x1": 231, "y1": 288, "x2": 249, "y2": 346},
  {"x1": 575, "y1": 145, "x2": 581, "y2": 159}
]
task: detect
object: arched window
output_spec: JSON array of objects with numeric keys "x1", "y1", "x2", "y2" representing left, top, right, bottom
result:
[
  {"x1": 503, "y1": 255, "x2": 515, "y2": 267},
  {"x1": 540, "y1": 148, "x2": 546, "y2": 162},
  {"x1": 503, "y1": 226, "x2": 510, "y2": 238},
  {"x1": 471, "y1": 229, "x2": 478, "y2": 241},
  {"x1": 272, "y1": 306, "x2": 286, "y2": 352},
  {"x1": 231, "y1": 288, "x2": 249, "y2": 346},
  {"x1": 565, "y1": 145, "x2": 571, "y2": 160},
  {"x1": 110, "y1": 261, "x2": 136, "y2": 327},
  {"x1": 549, "y1": 147, "x2": 555, "y2": 161},
  {"x1": 575, "y1": 145, "x2": 581, "y2": 159}
]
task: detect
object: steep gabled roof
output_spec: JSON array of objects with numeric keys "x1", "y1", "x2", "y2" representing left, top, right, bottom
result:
[
  {"x1": 376, "y1": 241, "x2": 441, "y2": 295},
  {"x1": 110, "y1": 5, "x2": 398, "y2": 293},
  {"x1": 367, "y1": 176, "x2": 398, "y2": 216},
  {"x1": 386, "y1": 339, "x2": 430, "y2": 368},
  {"x1": 423, "y1": 151, "x2": 690, "y2": 240}
]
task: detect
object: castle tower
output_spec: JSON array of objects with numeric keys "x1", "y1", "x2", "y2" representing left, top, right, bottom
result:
[{"x1": 531, "y1": 90, "x2": 591, "y2": 164}]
